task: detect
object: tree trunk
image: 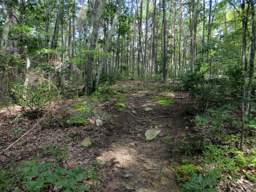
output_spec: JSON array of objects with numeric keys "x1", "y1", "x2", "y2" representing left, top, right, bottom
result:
[
  {"x1": 86, "y1": 0, "x2": 105, "y2": 95},
  {"x1": 144, "y1": 0, "x2": 150, "y2": 76},
  {"x1": 240, "y1": 0, "x2": 249, "y2": 149},
  {"x1": 172, "y1": 0, "x2": 177, "y2": 78},
  {"x1": 207, "y1": 0, "x2": 213, "y2": 76},
  {"x1": 178, "y1": 0, "x2": 183, "y2": 76},
  {"x1": 162, "y1": 0, "x2": 168, "y2": 81},
  {"x1": 137, "y1": 0, "x2": 143, "y2": 78},
  {"x1": 152, "y1": 0, "x2": 158, "y2": 74},
  {"x1": 51, "y1": 3, "x2": 62, "y2": 49}
]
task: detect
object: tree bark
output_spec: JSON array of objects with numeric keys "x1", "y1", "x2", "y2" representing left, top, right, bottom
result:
[
  {"x1": 162, "y1": 0, "x2": 168, "y2": 81},
  {"x1": 152, "y1": 0, "x2": 158, "y2": 74},
  {"x1": 240, "y1": 0, "x2": 249, "y2": 149},
  {"x1": 144, "y1": 0, "x2": 150, "y2": 76},
  {"x1": 86, "y1": 0, "x2": 105, "y2": 94}
]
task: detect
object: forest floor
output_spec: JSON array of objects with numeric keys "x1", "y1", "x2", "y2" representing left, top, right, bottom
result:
[{"x1": 0, "y1": 80, "x2": 193, "y2": 192}]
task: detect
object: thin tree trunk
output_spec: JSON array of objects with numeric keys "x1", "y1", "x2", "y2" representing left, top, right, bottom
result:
[
  {"x1": 137, "y1": 0, "x2": 143, "y2": 78},
  {"x1": 201, "y1": 0, "x2": 206, "y2": 65},
  {"x1": 152, "y1": 0, "x2": 158, "y2": 74},
  {"x1": 72, "y1": 0, "x2": 76, "y2": 58},
  {"x1": 240, "y1": 0, "x2": 249, "y2": 149},
  {"x1": 207, "y1": 0, "x2": 213, "y2": 76},
  {"x1": 247, "y1": 0, "x2": 256, "y2": 122},
  {"x1": 162, "y1": 0, "x2": 168, "y2": 81},
  {"x1": 144, "y1": 0, "x2": 150, "y2": 76},
  {"x1": 178, "y1": 0, "x2": 183, "y2": 76},
  {"x1": 51, "y1": 3, "x2": 62, "y2": 49},
  {"x1": 172, "y1": 0, "x2": 177, "y2": 78}
]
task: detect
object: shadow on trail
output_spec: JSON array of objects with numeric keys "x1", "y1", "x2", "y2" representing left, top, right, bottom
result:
[{"x1": 93, "y1": 83, "x2": 192, "y2": 192}]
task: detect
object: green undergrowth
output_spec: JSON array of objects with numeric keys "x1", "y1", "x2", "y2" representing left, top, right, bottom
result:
[
  {"x1": 194, "y1": 104, "x2": 242, "y2": 144},
  {"x1": 0, "y1": 160, "x2": 98, "y2": 192},
  {"x1": 174, "y1": 103, "x2": 256, "y2": 191},
  {"x1": 153, "y1": 96, "x2": 175, "y2": 106},
  {"x1": 92, "y1": 83, "x2": 128, "y2": 110},
  {"x1": 66, "y1": 82, "x2": 126, "y2": 125},
  {"x1": 115, "y1": 102, "x2": 127, "y2": 110},
  {"x1": 1, "y1": 145, "x2": 98, "y2": 192},
  {"x1": 175, "y1": 145, "x2": 256, "y2": 191},
  {"x1": 40, "y1": 145, "x2": 69, "y2": 162},
  {"x1": 43, "y1": 83, "x2": 122, "y2": 128},
  {"x1": 65, "y1": 100, "x2": 95, "y2": 126},
  {"x1": 92, "y1": 83, "x2": 118, "y2": 101}
]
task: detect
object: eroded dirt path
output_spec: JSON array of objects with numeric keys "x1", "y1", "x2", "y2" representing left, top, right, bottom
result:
[
  {"x1": 0, "y1": 81, "x2": 191, "y2": 192},
  {"x1": 94, "y1": 81, "x2": 190, "y2": 192}
]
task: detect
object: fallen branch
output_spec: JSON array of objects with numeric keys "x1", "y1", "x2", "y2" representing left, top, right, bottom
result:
[
  {"x1": 152, "y1": 115, "x2": 171, "y2": 120},
  {"x1": 0, "y1": 114, "x2": 46, "y2": 155},
  {"x1": 126, "y1": 110, "x2": 146, "y2": 125}
]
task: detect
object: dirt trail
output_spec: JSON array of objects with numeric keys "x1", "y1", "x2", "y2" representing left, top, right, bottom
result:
[
  {"x1": 95, "y1": 82, "x2": 190, "y2": 192},
  {"x1": 0, "y1": 81, "x2": 191, "y2": 192}
]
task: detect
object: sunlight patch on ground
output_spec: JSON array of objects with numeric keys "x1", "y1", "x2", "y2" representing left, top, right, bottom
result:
[
  {"x1": 159, "y1": 92, "x2": 176, "y2": 98},
  {"x1": 96, "y1": 145, "x2": 137, "y2": 168},
  {"x1": 0, "y1": 105, "x2": 22, "y2": 116},
  {"x1": 142, "y1": 102, "x2": 157, "y2": 108},
  {"x1": 136, "y1": 188, "x2": 156, "y2": 192},
  {"x1": 131, "y1": 90, "x2": 150, "y2": 97}
]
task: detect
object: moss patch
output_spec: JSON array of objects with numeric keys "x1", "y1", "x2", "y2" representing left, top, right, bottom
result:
[
  {"x1": 176, "y1": 163, "x2": 200, "y2": 182},
  {"x1": 153, "y1": 96, "x2": 175, "y2": 106},
  {"x1": 65, "y1": 100, "x2": 95, "y2": 126},
  {"x1": 115, "y1": 102, "x2": 127, "y2": 110}
]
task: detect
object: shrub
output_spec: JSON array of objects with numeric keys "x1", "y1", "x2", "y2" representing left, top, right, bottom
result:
[
  {"x1": 65, "y1": 101, "x2": 94, "y2": 126},
  {"x1": 181, "y1": 70, "x2": 237, "y2": 110},
  {"x1": 92, "y1": 83, "x2": 117, "y2": 101},
  {"x1": 66, "y1": 112, "x2": 90, "y2": 126},
  {"x1": 195, "y1": 105, "x2": 240, "y2": 144},
  {"x1": 100, "y1": 72, "x2": 123, "y2": 84},
  {"x1": 182, "y1": 71, "x2": 214, "y2": 110},
  {"x1": 181, "y1": 72, "x2": 205, "y2": 95},
  {"x1": 195, "y1": 115, "x2": 209, "y2": 127},
  {"x1": 203, "y1": 145, "x2": 239, "y2": 173},
  {"x1": 11, "y1": 81, "x2": 58, "y2": 112},
  {"x1": 182, "y1": 169, "x2": 221, "y2": 192},
  {"x1": 20, "y1": 161, "x2": 97, "y2": 192},
  {"x1": 176, "y1": 134, "x2": 208, "y2": 156},
  {"x1": 203, "y1": 145, "x2": 225, "y2": 163},
  {"x1": 176, "y1": 163, "x2": 200, "y2": 182}
]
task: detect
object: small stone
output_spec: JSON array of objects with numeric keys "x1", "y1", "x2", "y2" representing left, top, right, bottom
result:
[
  {"x1": 0, "y1": 155, "x2": 7, "y2": 163},
  {"x1": 145, "y1": 129, "x2": 161, "y2": 141},
  {"x1": 122, "y1": 172, "x2": 133, "y2": 179},
  {"x1": 96, "y1": 119, "x2": 103, "y2": 126},
  {"x1": 125, "y1": 184, "x2": 135, "y2": 191},
  {"x1": 89, "y1": 118, "x2": 96, "y2": 124},
  {"x1": 81, "y1": 137, "x2": 92, "y2": 147},
  {"x1": 144, "y1": 107, "x2": 153, "y2": 112}
]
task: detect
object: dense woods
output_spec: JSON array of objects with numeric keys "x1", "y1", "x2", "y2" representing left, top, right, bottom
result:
[
  {"x1": 1, "y1": 0, "x2": 254, "y2": 93},
  {"x1": 0, "y1": 0, "x2": 256, "y2": 191}
]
